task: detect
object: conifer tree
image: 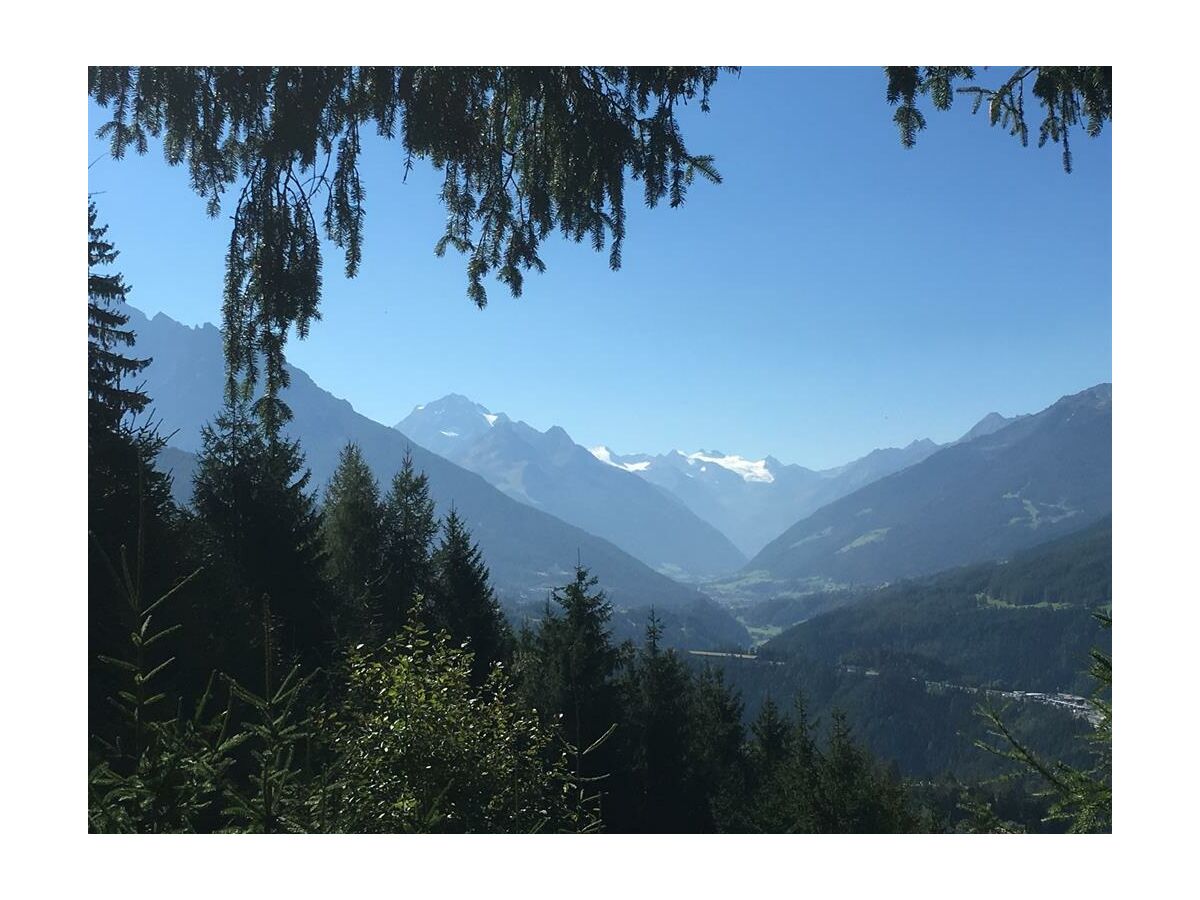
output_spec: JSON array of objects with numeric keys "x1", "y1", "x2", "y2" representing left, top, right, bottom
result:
[
  {"x1": 784, "y1": 693, "x2": 821, "y2": 819},
  {"x1": 516, "y1": 566, "x2": 625, "y2": 798},
  {"x1": 811, "y1": 710, "x2": 923, "y2": 833},
  {"x1": 750, "y1": 696, "x2": 792, "y2": 771},
  {"x1": 738, "y1": 699, "x2": 924, "y2": 834},
  {"x1": 686, "y1": 667, "x2": 747, "y2": 831},
  {"x1": 973, "y1": 613, "x2": 1112, "y2": 833},
  {"x1": 321, "y1": 442, "x2": 387, "y2": 645},
  {"x1": 88, "y1": 201, "x2": 152, "y2": 428},
  {"x1": 815, "y1": 711, "x2": 876, "y2": 832},
  {"x1": 191, "y1": 396, "x2": 331, "y2": 675},
  {"x1": 88, "y1": 200, "x2": 180, "y2": 736},
  {"x1": 428, "y1": 508, "x2": 511, "y2": 685},
  {"x1": 615, "y1": 611, "x2": 694, "y2": 832},
  {"x1": 739, "y1": 695, "x2": 807, "y2": 833},
  {"x1": 87, "y1": 199, "x2": 169, "y2": 537},
  {"x1": 87, "y1": 521, "x2": 230, "y2": 834},
  {"x1": 884, "y1": 66, "x2": 1111, "y2": 172},
  {"x1": 220, "y1": 600, "x2": 319, "y2": 834},
  {"x1": 87, "y1": 199, "x2": 172, "y2": 539},
  {"x1": 380, "y1": 449, "x2": 439, "y2": 637}
]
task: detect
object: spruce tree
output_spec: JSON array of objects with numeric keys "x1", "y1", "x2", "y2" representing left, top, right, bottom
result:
[
  {"x1": 87, "y1": 199, "x2": 169, "y2": 535},
  {"x1": 735, "y1": 695, "x2": 800, "y2": 832},
  {"x1": 884, "y1": 67, "x2": 1111, "y2": 173},
  {"x1": 428, "y1": 508, "x2": 510, "y2": 685},
  {"x1": 88, "y1": 201, "x2": 151, "y2": 427},
  {"x1": 191, "y1": 396, "x2": 331, "y2": 676},
  {"x1": 736, "y1": 698, "x2": 924, "y2": 834},
  {"x1": 87, "y1": 550, "x2": 229, "y2": 834},
  {"x1": 516, "y1": 566, "x2": 625, "y2": 804},
  {"x1": 321, "y1": 442, "x2": 386, "y2": 645},
  {"x1": 814, "y1": 711, "x2": 874, "y2": 832},
  {"x1": 750, "y1": 696, "x2": 792, "y2": 771},
  {"x1": 88, "y1": 200, "x2": 181, "y2": 739},
  {"x1": 380, "y1": 449, "x2": 439, "y2": 637},
  {"x1": 686, "y1": 667, "x2": 747, "y2": 831},
  {"x1": 219, "y1": 600, "x2": 319, "y2": 834},
  {"x1": 614, "y1": 611, "x2": 695, "y2": 832},
  {"x1": 811, "y1": 710, "x2": 922, "y2": 833}
]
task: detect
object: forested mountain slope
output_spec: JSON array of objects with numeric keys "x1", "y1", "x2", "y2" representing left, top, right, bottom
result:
[
  {"x1": 130, "y1": 306, "x2": 747, "y2": 649},
  {"x1": 760, "y1": 517, "x2": 1113, "y2": 694},
  {"x1": 693, "y1": 519, "x2": 1111, "y2": 780},
  {"x1": 745, "y1": 385, "x2": 1111, "y2": 587}
]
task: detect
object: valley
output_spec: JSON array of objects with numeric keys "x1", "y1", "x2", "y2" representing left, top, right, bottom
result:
[
  {"x1": 82, "y1": 65, "x2": 1115, "y2": 841},
  {"x1": 134, "y1": 299, "x2": 1112, "y2": 783},
  {"x1": 133, "y1": 303, "x2": 1112, "y2": 689}
]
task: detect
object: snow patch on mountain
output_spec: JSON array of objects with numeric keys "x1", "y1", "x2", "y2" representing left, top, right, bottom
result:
[
  {"x1": 683, "y1": 451, "x2": 775, "y2": 483},
  {"x1": 589, "y1": 446, "x2": 651, "y2": 473},
  {"x1": 588, "y1": 445, "x2": 616, "y2": 465}
]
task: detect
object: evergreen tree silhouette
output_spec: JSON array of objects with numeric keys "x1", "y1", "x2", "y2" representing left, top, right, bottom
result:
[
  {"x1": 321, "y1": 442, "x2": 386, "y2": 645},
  {"x1": 428, "y1": 508, "x2": 510, "y2": 685},
  {"x1": 380, "y1": 449, "x2": 439, "y2": 637}
]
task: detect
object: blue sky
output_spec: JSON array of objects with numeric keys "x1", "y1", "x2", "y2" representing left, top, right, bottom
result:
[{"x1": 87, "y1": 67, "x2": 1111, "y2": 470}]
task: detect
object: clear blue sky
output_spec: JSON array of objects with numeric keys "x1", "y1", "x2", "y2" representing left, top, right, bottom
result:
[{"x1": 87, "y1": 67, "x2": 1111, "y2": 470}]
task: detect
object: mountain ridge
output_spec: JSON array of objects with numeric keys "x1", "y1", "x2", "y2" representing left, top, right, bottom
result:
[
  {"x1": 396, "y1": 395, "x2": 748, "y2": 579},
  {"x1": 124, "y1": 305, "x2": 749, "y2": 650},
  {"x1": 743, "y1": 384, "x2": 1112, "y2": 588},
  {"x1": 588, "y1": 440, "x2": 945, "y2": 557}
]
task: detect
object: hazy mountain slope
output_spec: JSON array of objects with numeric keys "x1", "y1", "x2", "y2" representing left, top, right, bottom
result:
[
  {"x1": 126, "y1": 305, "x2": 748, "y2": 649},
  {"x1": 760, "y1": 517, "x2": 1112, "y2": 694},
  {"x1": 591, "y1": 439, "x2": 942, "y2": 558},
  {"x1": 745, "y1": 385, "x2": 1112, "y2": 586},
  {"x1": 396, "y1": 396, "x2": 747, "y2": 579},
  {"x1": 155, "y1": 445, "x2": 199, "y2": 508}
]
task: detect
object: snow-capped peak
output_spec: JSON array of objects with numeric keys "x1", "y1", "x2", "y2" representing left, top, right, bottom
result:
[{"x1": 682, "y1": 450, "x2": 775, "y2": 483}]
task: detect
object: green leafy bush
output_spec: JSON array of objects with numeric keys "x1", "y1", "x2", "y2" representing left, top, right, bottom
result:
[{"x1": 316, "y1": 625, "x2": 587, "y2": 833}]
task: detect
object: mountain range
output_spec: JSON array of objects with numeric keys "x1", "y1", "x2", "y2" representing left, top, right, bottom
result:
[
  {"x1": 589, "y1": 441, "x2": 944, "y2": 558},
  {"x1": 124, "y1": 305, "x2": 749, "y2": 650},
  {"x1": 124, "y1": 304, "x2": 1111, "y2": 655},
  {"x1": 744, "y1": 384, "x2": 1112, "y2": 588},
  {"x1": 394, "y1": 396, "x2": 747, "y2": 579},
  {"x1": 395, "y1": 396, "x2": 1030, "y2": 567}
]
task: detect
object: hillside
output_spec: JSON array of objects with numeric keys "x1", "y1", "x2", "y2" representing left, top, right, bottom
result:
[
  {"x1": 127, "y1": 306, "x2": 748, "y2": 650},
  {"x1": 744, "y1": 385, "x2": 1112, "y2": 587},
  {"x1": 760, "y1": 517, "x2": 1113, "y2": 694},
  {"x1": 689, "y1": 520, "x2": 1111, "y2": 779}
]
